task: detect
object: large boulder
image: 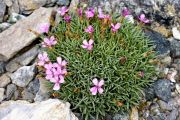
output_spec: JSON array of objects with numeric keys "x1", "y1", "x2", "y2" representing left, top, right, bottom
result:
[
  {"x1": 0, "y1": 99, "x2": 78, "y2": 120},
  {"x1": 0, "y1": 7, "x2": 54, "y2": 62}
]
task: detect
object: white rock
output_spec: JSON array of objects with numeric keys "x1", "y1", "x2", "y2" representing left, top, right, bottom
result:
[
  {"x1": 10, "y1": 65, "x2": 36, "y2": 87},
  {"x1": 0, "y1": 7, "x2": 54, "y2": 61},
  {"x1": 0, "y1": 88, "x2": 5, "y2": 102},
  {"x1": 172, "y1": 27, "x2": 180, "y2": 40},
  {"x1": 0, "y1": 99, "x2": 78, "y2": 120}
]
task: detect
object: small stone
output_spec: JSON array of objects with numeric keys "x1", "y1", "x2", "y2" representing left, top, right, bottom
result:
[
  {"x1": 170, "y1": 39, "x2": 180, "y2": 58},
  {"x1": 154, "y1": 79, "x2": 171, "y2": 102},
  {"x1": 125, "y1": 15, "x2": 134, "y2": 24},
  {"x1": 145, "y1": 30, "x2": 170, "y2": 56},
  {"x1": 153, "y1": 26, "x2": 171, "y2": 37},
  {"x1": 22, "y1": 89, "x2": 35, "y2": 102},
  {"x1": 0, "y1": 22, "x2": 11, "y2": 32},
  {"x1": 56, "y1": 0, "x2": 70, "y2": 6},
  {"x1": 0, "y1": 88, "x2": 5, "y2": 102},
  {"x1": 130, "y1": 107, "x2": 139, "y2": 120},
  {"x1": 27, "y1": 78, "x2": 40, "y2": 95},
  {"x1": 6, "y1": 46, "x2": 39, "y2": 72},
  {"x1": 13, "y1": 90, "x2": 20, "y2": 100},
  {"x1": 168, "y1": 96, "x2": 180, "y2": 108},
  {"x1": 160, "y1": 56, "x2": 171, "y2": 66},
  {"x1": 0, "y1": 0, "x2": 6, "y2": 22},
  {"x1": 34, "y1": 78, "x2": 50, "y2": 102},
  {"x1": 10, "y1": 65, "x2": 36, "y2": 87},
  {"x1": 157, "y1": 100, "x2": 173, "y2": 112},
  {"x1": 4, "y1": 0, "x2": 20, "y2": 14},
  {"x1": 166, "y1": 68, "x2": 177, "y2": 83},
  {"x1": 7, "y1": 13, "x2": 26, "y2": 23},
  {"x1": 167, "y1": 109, "x2": 178, "y2": 120},
  {"x1": 6, "y1": 84, "x2": 17, "y2": 100},
  {"x1": 172, "y1": 27, "x2": 180, "y2": 40},
  {"x1": 112, "y1": 113, "x2": 129, "y2": 120},
  {"x1": 0, "y1": 73, "x2": 11, "y2": 87},
  {"x1": 0, "y1": 62, "x2": 5, "y2": 75},
  {"x1": 144, "y1": 85, "x2": 155, "y2": 101},
  {"x1": 175, "y1": 84, "x2": 180, "y2": 94},
  {"x1": 150, "y1": 102, "x2": 159, "y2": 113}
]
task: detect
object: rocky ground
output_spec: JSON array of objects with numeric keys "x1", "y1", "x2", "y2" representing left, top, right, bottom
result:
[{"x1": 0, "y1": 0, "x2": 180, "y2": 120}]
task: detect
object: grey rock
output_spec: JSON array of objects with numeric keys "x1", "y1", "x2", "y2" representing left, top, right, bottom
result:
[
  {"x1": 22, "y1": 89, "x2": 35, "y2": 102},
  {"x1": 168, "y1": 96, "x2": 180, "y2": 108},
  {"x1": 0, "y1": 0, "x2": 6, "y2": 22},
  {"x1": 170, "y1": 39, "x2": 180, "y2": 58},
  {"x1": 112, "y1": 113, "x2": 129, "y2": 120},
  {"x1": 6, "y1": 84, "x2": 17, "y2": 100},
  {"x1": 172, "y1": 27, "x2": 180, "y2": 40},
  {"x1": 0, "y1": 88, "x2": 5, "y2": 102},
  {"x1": 10, "y1": 65, "x2": 36, "y2": 87},
  {"x1": 0, "y1": 62, "x2": 5, "y2": 75},
  {"x1": 13, "y1": 90, "x2": 19, "y2": 100},
  {"x1": 144, "y1": 85, "x2": 155, "y2": 101},
  {"x1": 34, "y1": 78, "x2": 50, "y2": 102},
  {"x1": 7, "y1": 13, "x2": 26, "y2": 23},
  {"x1": 167, "y1": 109, "x2": 178, "y2": 120},
  {"x1": 0, "y1": 23, "x2": 11, "y2": 32},
  {"x1": 0, "y1": 7, "x2": 54, "y2": 61},
  {"x1": 18, "y1": 0, "x2": 47, "y2": 14},
  {"x1": 145, "y1": 30, "x2": 170, "y2": 56},
  {"x1": 157, "y1": 100, "x2": 173, "y2": 112},
  {"x1": 6, "y1": 46, "x2": 39, "y2": 72},
  {"x1": 4, "y1": 0, "x2": 20, "y2": 14},
  {"x1": 27, "y1": 78, "x2": 40, "y2": 95},
  {"x1": 154, "y1": 79, "x2": 171, "y2": 102},
  {"x1": 56, "y1": 0, "x2": 70, "y2": 6},
  {"x1": 0, "y1": 73, "x2": 11, "y2": 87}
]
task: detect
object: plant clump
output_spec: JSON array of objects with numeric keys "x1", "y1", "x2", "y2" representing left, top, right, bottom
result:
[{"x1": 37, "y1": 6, "x2": 156, "y2": 120}]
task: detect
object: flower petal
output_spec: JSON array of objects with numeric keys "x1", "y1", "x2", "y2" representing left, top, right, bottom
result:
[
  {"x1": 98, "y1": 88, "x2": 104, "y2": 94},
  {"x1": 53, "y1": 83, "x2": 60, "y2": 90},
  {"x1": 90, "y1": 87, "x2": 97, "y2": 95},
  {"x1": 89, "y1": 39, "x2": 94, "y2": 45},
  {"x1": 92, "y1": 78, "x2": 98, "y2": 85},
  {"x1": 98, "y1": 79, "x2": 104, "y2": 87}
]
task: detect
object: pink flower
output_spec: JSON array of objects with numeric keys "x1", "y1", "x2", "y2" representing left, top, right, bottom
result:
[
  {"x1": 85, "y1": 8, "x2": 95, "y2": 19},
  {"x1": 98, "y1": 8, "x2": 110, "y2": 20},
  {"x1": 64, "y1": 15, "x2": 71, "y2": 23},
  {"x1": 81, "y1": 39, "x2": 94, "y2": 51},
  {"x1": 38, "y1": 23, "x2": 50, "y2": 33},
  {"x1": 37, "y1": 52, "x2": 49, "y2": 66},
  {"x1": 52, "y1": 75, "x2": 65, "y2": 90},
  {"x1": 57, "y1": 6, "x2": 69, "y2": 16},
  {"x1": 85, "y1": 25, "x2": 94, "y2": 34},
  {"x1": 44, "y1": 63, "x2": 54, "y2": 80},
  {"x1": 90, "y1": 78, "x2": 104, "y2": 95},
  {"x1": 57, "y1": 57, "x2": 68, "y2": 67},
  {"x1": 122, "y1": 8, "x2": 130, "y2": 17},
  {"x1": 77, "y1": 8, "x2": 83, "y2": 16},
  {"x1": 111, "y1": 23, "x2": 121, "y2": 32},
  {"x1": 42, "y1": 36, "x2": 57, "y2": 48},
  {"x1": 138, "y1": 14, "x2": 150, "y2": 23}
]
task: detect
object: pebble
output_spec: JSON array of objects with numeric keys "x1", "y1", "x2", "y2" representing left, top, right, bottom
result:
[
  {"x1": 5, "y1": 84, "x2": 17, "y2": 100},
  {"x1": 0, "y1": 73, "x2": 11, "y2": 87},
  {"x1": 10, "y1": 65, "x2": 36, "y2": 87},
  {"x1": 175, "y1": 84, "x2": 180, "y2": 94},
  {"x1": 27, "y1": 78, "x2": 40, "y2": 95},
  {"x1": 112, "y1": 113, "x2": 129, "y2": 120},
  {"x1": 130, "y1": 107, "x2": 139, "y2": 120},
  {"x1": 22, "y1": 89, "x2": 35, "y2": 102},
  {"x1": 7, "y1": 13, "x2": 26, "y2": 23},
  {"x1": 154, "y1": 79, "x2": 171, "y2": 102},
  {"x1": 0, "y1": 22, "x2": 11, "y2": 32},
  {"x1": 157, "y1": 100, "x2": 173, "y2": 112},
  {"x1": 172, "y1": 27, "x2": 180, "y2": 40},
  {"x1": 0, "y1": 62, "x2": 5, "y2": 75},
  {"x1": 0, "y1": 88, "x2": 5, "y2": 102}
]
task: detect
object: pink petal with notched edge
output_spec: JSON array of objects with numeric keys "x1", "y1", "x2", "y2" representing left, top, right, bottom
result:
[
  {"x1": 90, "y1": 87, "x2": 98, "y2": 95},
  {"x1": 98, "y1": 79, "x2": 104, "y2": 87},
  {"x1": 37, "y1": 61, "x2": 44, "y2": 66},
  {"x1": 62, "y1": 60, "x2": 67, "y2": 66},
  {"x1": 59, "y1": 76, "x2": 65, "y2": 83},
  {"x1": 98, "y1": 87, "x2": 104, "y2": 94},
  {"x1": 87, "y1": 45, "x2": 93, "y2": 50},
  {"x1": 57, "y1": 57, "x2": 62, "y2": 64},
  {"x1": 115, "y1": 23, "x2": 121, "y2": 29},
  {"x1": 81, "y1": 45, "x2": 88, "y2": 49},
  {"x1": 92, "y1": 78, "x2": 98, "y2": 86},
  {"x1": 89, "y1": 39, "x2": 94, "y2": 45},
  {"x1": 140, "y1": 14, "x2": 145, "y2": 20},
  {"x1": 53, "y1": 83, "x2": 60, "y2": 90}
]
